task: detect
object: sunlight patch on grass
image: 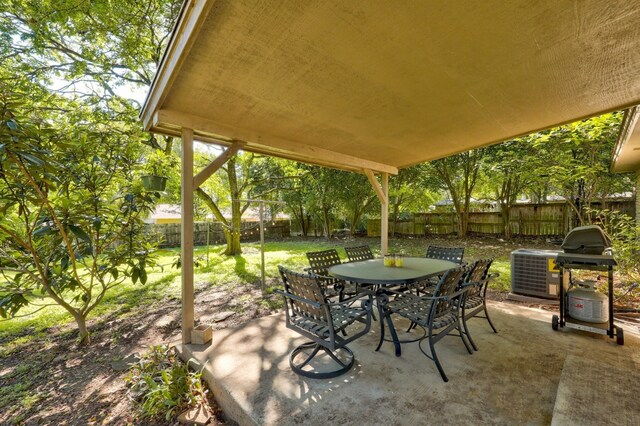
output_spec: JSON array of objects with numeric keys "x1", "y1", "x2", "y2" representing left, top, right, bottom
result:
[
  {"x1": 0, "y1": 250, "x2": 183, "y2": 340},
  {"x1": 489, "y1": 260, "x2": 511, "y2": 292},
  {"x1": 0, "y1": 238, "x2": 523, "y2": 341}
]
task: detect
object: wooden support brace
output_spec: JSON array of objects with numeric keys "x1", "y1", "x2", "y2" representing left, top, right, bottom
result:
[
  {"x1": 364, "y1": 169, "x2": 387, "y2": 204},
  {"x1": 193, "y1": 141, "x2": 245, "y2": 188}
]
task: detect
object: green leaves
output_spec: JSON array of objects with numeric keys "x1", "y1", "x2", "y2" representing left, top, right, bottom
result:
[
  {"x1": 130, "y1": 260, "x2": 148, "y2": 285},
  {"x1": 68, "y1": 224, "x2": 91, "y2": 245},
  {"x1": 1, "y1": 0, "x2": 181, "y2": 102},
  {"x1": 0, "y1": 293, "x2": 29, "y2": 319},
  {"x1": 0, "y1": 83, "x2": 159, "y2": 343},
  {"x1": 124, "y1": 345, "x2": 208, "y2": 422}
]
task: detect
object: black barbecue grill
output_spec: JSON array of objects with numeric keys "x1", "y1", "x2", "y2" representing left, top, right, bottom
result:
[
  {"x1": 560, "y1": 225, "x2": 612, "y2": 255},
  {"x1": 552, "y1": 225, "x2": 623, "y2": 345}
]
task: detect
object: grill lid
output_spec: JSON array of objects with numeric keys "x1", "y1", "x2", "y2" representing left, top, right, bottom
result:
[{"x1": 561, "y1": 225, "x2": 611, "y2": 255}]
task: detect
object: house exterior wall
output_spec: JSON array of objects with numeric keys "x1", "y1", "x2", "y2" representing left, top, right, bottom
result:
[{"x1": 156, "y1": 218, "x2": 181, "y2": 224}]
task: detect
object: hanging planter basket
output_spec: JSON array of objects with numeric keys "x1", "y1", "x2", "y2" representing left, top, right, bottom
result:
[{"x1": 141, "y1": 175, "x2": 168, "y2": 192}]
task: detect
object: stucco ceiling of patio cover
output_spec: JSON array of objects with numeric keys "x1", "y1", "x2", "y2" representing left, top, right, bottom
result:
[{"x1": 141, "y1": 0, "x2": 640, "y2": 175}]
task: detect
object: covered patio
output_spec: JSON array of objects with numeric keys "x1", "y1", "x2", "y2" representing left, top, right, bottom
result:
[
  {"x1": 178, "y1": 303, "x2": 640, "y2": 425},
  {"x1": 140, "y1": 0, "x2": 640, "y2": 424},
  {"x1": 141, "y1": 0, "x2": 640, "y2": 345}
]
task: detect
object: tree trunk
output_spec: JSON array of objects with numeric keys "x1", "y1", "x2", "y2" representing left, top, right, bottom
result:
[
  {"x1": 391, "y1": 201, "x2": 400, "y2": 237},
  {"x1": 459, "y1": 210, "x2": 468, "y2": 237},
  {"x1": 194, "y1": 188, "x2": 237, "y2": 252},
  {"x1": 502, "y1": 204, "x2": 512, "y2": 240},
  {"x1": 322, "y1": 206, "x2": 331, "y2": 239},
  {"x1": 305, "y1": 213, "x2": 312, "y2": 238},
  {"x1": 299, "y1": 206, "x2": 308, "y2": 237},
  {"x1": 75, "y1": 314, "x2": 90, "y2": 345},
  {"x1": 454, "y1": 197, "x2": 469, "y2": 237},
  {"x1": 349, "y1": 215, "x2": 358, "y2": 236},
  {"x1": 225, "y1": 157, "x2": 242, "y2": 255},
  {"x1": 224, "y1": 227, "x2": 241, "y2": 255}
]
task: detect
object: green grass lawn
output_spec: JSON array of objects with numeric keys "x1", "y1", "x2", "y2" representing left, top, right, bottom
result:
[{"x1": 0, "y1": 236, "x2": 527, "y2": 343}]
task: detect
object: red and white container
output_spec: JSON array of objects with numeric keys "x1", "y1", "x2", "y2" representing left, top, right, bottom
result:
[{"x1": 568, "y1": 280, "x2": 608, "y2": 323}]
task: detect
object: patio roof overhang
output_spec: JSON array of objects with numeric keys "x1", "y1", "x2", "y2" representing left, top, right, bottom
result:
[
  {"x1": 611, "y1": 106, "x2": 640, "y2": 173},
  {"x1": 142, "y1": 0, "x2": 640, "y2": 175},
  {"x1": 141, "y1": 0, "x2": 640, "y2": 345}
]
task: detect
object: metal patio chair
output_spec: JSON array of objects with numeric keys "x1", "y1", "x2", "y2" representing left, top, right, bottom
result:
[
  {"x1": 344, "y1": 244, "x2": 379, "y2": 319},
  {"x1": 305, "y1": 249, "x2": 350, "y2": 300},
  {"x1": 377, "y1": 266, "x2": 471, "y2": 382},
  {"x1": 415, "y1": 245, "x2": 466, "y2": 296},
  {"x1": 459, "y1": 258, "x2": 498, "y2": 351},
  {"x1": 277, "y1": 266, "x2": 373, "y2": 379},
  {"x1": 426, "y1": 245, "x2": 465, "y2": 264},
  {"x1": 345, "y1": 245, "x2": 374, "y2": 262}
]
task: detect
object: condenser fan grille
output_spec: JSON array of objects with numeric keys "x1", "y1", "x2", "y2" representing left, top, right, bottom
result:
[
  {"x1": 512, "y1": 255, "x2": 548, "y2": 295},
  {"x1": 511, "y1": 249, "x2": 562, "y2": 299}
]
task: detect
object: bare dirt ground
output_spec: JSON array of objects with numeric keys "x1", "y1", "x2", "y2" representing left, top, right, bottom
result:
[{"x1": 0, "y1": 281, "x2": 280, "y2": 426}]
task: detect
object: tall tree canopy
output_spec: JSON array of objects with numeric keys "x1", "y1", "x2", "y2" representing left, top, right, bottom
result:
[
  {"x1": 0, "y1": 0, "x2": 181, "y2": 342},
  {"x1": 535, "y1": 113, "x2": 631, "y2": 225},
  {"x1": 481, "y1": 138, "x2": 547, "y2": 239},
  {"x1": 432, "y1": 149, "x2": 485, "y2": 237},
  {"x1": 1, "y1": 0, "x2": 180, "y2": 103}
]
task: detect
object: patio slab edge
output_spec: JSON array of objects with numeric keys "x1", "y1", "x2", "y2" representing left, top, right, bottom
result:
[{"x1": 175, "y1": 341, "x2": 259, "y2": 426}]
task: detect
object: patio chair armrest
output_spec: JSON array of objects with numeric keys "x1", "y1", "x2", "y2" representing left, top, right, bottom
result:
[
  {"x1": 450, "y1": 287, "x2": 468, "y2": 299},
  {"x1": 461, "y1": 280, "x2": 481, "y2": 288},
  {"x1": 310, "y1": 272, "x2": 340, "y2": 282},
  {"x1": 488, "y1": 272, "x2": 500, "y2": 279},
  {"x1": 274, "y1": 289, "x2": 322, "y2": 310},
  {"x1": 330, "y1": 291, "x2": 373, "y2": 307},
  {"x1": 419, "y1": 287, "x2": 467, "y2": 302}
]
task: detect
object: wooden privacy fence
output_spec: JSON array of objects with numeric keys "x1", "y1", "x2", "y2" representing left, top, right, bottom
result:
[
  {"x1": 147, "y1": 220, "x2": 291, "y2": 247},
  {"x1": 368, "y1": 200, "x2": 635, "y2": 237}
]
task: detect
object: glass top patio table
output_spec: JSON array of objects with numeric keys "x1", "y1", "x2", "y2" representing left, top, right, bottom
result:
[{"x1": 328, "y1": 257, "x2": 456, "y2": 285}]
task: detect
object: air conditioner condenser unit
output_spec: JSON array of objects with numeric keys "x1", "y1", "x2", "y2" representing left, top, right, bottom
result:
[{"x1": 511, "y1": 249, "x2": 568, "y2": 299}]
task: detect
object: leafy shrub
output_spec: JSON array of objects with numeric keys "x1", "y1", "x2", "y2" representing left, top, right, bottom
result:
[
  {"x1": 0, "y1": 89, "x2": 158, "y2": 344},
  {"x1": 124, "y1": 345, "x2": 208, "y2": 421},
  {"x1": 591, "y1": 209, "x2": 640, "y2": 292},
  {"x1": 142, "y1": 149, "x2": 177, "y2": 176}
]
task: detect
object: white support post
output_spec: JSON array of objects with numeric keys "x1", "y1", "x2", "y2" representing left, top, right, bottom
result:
[
  {"x1": 364, "y1": 169, "x2": 390, "y2": 254},
  {"x1": 259, "y1": 202, "x2": 266, "y2": 294},
  {"x1": 181, "y1": 128, "x2": 195, "y2": 344},
  {"x1": 381, "y1": 172, "x2": 389, "y2": 255}
]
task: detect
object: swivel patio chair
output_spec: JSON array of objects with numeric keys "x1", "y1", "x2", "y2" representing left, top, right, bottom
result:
[
  {"x1": 377, "y1": 266, "x2": 471, "y2": 382},
  {"x1": 345, "y1": 245, "x2": 374, "y2": 262},
  {"x1": 305, "y1": 249, "x2": 351, "y2": 300},
  {"x1": 459, "y1": 258, "x2": 498, "y2": 351},
  {"x1": 277, "y1": 266, "x2": 373, "y2": 379}
]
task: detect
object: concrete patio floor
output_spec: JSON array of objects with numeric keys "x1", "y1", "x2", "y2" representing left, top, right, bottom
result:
[{"x1": 177, "y1": 302, "x2": 640, "y2": 425}]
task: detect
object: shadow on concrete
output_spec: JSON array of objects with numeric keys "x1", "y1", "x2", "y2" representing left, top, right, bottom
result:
[{"x1": 179, "y1": 303, "x2": 640, "y2": 425}]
